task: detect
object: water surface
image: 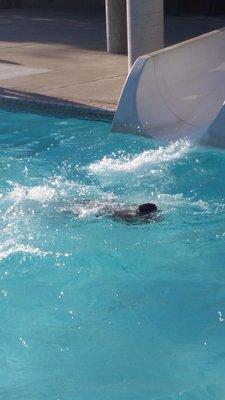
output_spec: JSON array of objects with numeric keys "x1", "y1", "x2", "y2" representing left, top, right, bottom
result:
[{"x1": 0, "y1": 110, "x2": 225, "y2": 400}]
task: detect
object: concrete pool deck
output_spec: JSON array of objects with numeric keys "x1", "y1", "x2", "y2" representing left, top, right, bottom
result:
[{"x1": 0, "y1": 9, "x2": 225, "y2": 115}]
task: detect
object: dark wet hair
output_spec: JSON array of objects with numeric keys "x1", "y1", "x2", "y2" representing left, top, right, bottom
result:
[{"x1": 137, "y1": 203, "x2": 158, "y2": 215}]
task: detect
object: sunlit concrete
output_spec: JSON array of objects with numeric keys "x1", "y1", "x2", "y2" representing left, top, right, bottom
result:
[{"x1": 0, "y1": 65, "x2": 49, "y2": 80}]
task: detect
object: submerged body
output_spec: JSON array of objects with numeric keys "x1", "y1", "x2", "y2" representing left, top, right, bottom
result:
[
  {"x1": 61, "y1": 201, "x2": 159, "y2": 224},
  {"x1": 111, "y1": 203, "x2": 158, "y2": 223}
]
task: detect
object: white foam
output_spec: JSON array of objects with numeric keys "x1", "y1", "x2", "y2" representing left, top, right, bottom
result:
[
  {"x1": 0, "y1": 242, "x2": 51, "y2": 261},
  {"x1": 88, "y1": 139, "x2": 191, "y2": 174},
  {"x1": 154, "y1": 193, "x2": 209, "y2": 212},
  {"x1": 8, "y1": 184, "x2": 55, "y2": 203},
  {"x1": 51, "y1": 177, "x2": 115, "y2": 200},
  {"x1": 60, "y1": 199, "x2": 116, "y2": 219}
]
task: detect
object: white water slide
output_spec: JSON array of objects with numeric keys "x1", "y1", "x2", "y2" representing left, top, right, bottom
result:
[{"x1": 112, "y1": 29, "x2": 225, "y2": 145}]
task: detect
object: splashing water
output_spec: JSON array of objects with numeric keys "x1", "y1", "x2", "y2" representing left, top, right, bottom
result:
[
  {"x1": 8, "y1": 184, "x2": 55, "y2": 203},
  {"x1": 0, "y1": 242, "x2": 51, "y2": 261},
  {"x1": 1, "y1": 110, "x2": 225, "y2": 400},
  {"x1": 88, "y1": 139, "x2": 191, "y2": 173}
]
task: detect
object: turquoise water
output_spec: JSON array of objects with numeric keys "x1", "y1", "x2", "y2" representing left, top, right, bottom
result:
[{"x1": 1, "y1": 109, "x2": 225, "y2": 400}]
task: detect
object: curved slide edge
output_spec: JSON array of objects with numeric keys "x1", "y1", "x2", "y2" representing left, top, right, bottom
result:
[{"x1": 112, "y1": 29, "x2": 225, "y2": 142}]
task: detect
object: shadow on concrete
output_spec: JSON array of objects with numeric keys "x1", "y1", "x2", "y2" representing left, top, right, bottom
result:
[
  {"x1": 0, "y1": 59, "x2": 21, "y2": 65},
  {"x1": 165, "y1": 15, "x2": 225, "y2": 46},
  {"x1": 0, "y1": 8, "x2": 107, "y2": 51},
  {"x1": 0, "y1": 8, "x2": 225, "y2": 53}
]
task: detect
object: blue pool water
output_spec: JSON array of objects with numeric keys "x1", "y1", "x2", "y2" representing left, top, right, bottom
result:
[{"x1": 1, "y1": 109, "x2": 225, "y2": 400}]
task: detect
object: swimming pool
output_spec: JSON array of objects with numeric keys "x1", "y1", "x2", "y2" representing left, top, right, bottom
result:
[{"x1": 1, "y1": 109, "x2": 225, "y2": 400}]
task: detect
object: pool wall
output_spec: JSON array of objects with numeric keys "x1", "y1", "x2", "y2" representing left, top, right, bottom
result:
[{"x1": 0, "y1": 90, "x2": 114, "y2": 122}]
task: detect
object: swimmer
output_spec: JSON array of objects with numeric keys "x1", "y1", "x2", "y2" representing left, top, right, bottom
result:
[
  {"x1": 61, "y1": 200, "x2": 159, "y2": 224},
  {"x1": 110, "y1": 203, "x2": 158, "y2": 223}
]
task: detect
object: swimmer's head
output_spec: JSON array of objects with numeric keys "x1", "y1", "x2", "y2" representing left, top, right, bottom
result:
[{"x1": 137, "y1": 203, "x2": 158, "y2": 216}]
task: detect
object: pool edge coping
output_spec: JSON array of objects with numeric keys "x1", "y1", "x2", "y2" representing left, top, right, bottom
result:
[{"x1": 0, "y1": 93, "x2": 115, "y2": 123}]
